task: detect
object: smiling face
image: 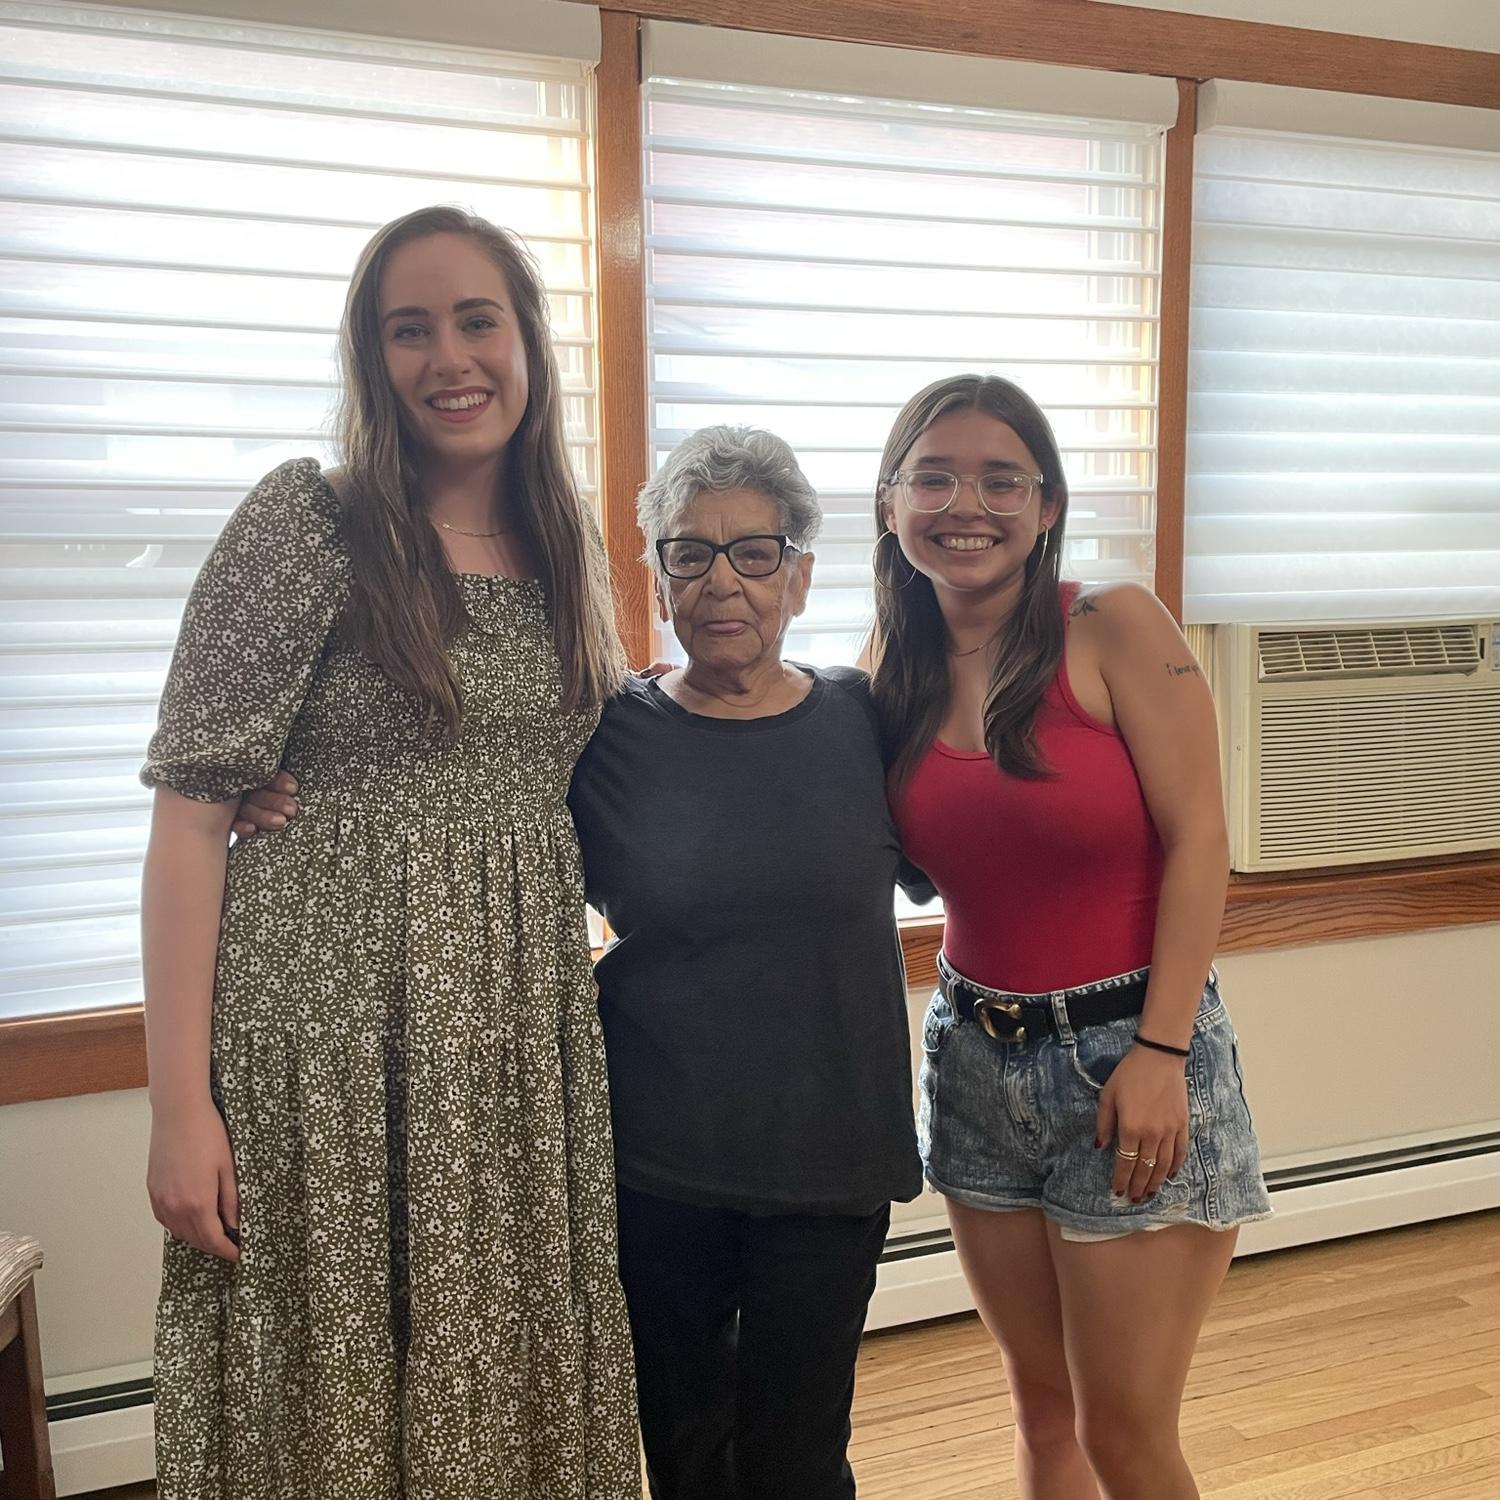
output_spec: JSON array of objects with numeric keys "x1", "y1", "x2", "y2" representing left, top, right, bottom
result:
[
  {"x1": 655, "y1": 488, "x2": 814, "y2": 673},
  {"x1": 880, "y1": 408, "x2": 1059, "y2": 601},
  {"x1": 378, "y1": 231, "x2": 530, "y2": 470}
]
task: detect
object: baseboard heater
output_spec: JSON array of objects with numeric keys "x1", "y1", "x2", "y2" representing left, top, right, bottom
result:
[
  {"x1": 44, "y1": 1130, "x2": 1500, "y2": 1494},
  {"x1": 1260, "y1": 1129, "x2": 1500, "y2": 1194},
  {"x1": 47, "y1": 1373, "x2": 156, "y2": 1496},
  {"x1": 48, "y1": 1379, "x2": 153, "y2": 1424}
]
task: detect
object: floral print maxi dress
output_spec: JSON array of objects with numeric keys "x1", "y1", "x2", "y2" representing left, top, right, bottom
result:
[{"x1": 141, "y1": 459, "x2": 639, "y2": 1499}]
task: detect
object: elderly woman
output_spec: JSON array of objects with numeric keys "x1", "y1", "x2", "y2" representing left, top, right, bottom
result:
[
  {"x1": 235, "y1": 425, "x2": 922, "y2": 1500},
  {"x1": 569, "y1": 425, "x2": 921, "y2": 1500}
]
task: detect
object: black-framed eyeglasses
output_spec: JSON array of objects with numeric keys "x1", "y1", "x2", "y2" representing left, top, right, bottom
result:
[{"x1": 655, "y1": 534, "x2": 798, "y2": 580}]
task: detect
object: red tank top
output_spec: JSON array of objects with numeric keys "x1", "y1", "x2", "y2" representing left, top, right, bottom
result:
[{"x1": 889, "y1": 587, "x2": 1164, "y2": 993}]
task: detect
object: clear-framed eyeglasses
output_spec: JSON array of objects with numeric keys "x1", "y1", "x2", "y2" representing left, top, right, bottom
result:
[
  {"x1": 655, "y1": 533, "x2": 799, "y2": 580},
  {"x1": 891, "y1": 469, "x2": 1043, "y2": 517}
]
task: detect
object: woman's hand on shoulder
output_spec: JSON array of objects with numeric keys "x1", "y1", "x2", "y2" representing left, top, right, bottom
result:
[{"x1": 231, "y1": 770, "x2": 300, "y2": 841}]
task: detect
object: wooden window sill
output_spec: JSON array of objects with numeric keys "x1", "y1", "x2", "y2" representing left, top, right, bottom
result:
[
  {"x1": 0, "y1": 1006, "x2": 149, "y2": 1109},
  {"x1": 4, "y1": 858, "x2": 1498, "y2": 1107}
]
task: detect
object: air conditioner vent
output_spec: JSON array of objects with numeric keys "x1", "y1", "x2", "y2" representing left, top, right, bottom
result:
[
  {"x1": 1254, "y1": 687, "x2": 1500, "y2": 864},
  {"x1": 1258, "y1": 625, "x2": 1480, "y2": 682}
]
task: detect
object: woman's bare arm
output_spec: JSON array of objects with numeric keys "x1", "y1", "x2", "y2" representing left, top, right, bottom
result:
[
  {"x1": 141, "y1": 786, "x2": 241, "y2": 1260},
  {"x1": 1099, "y1": 585, "x2": 1230, "y2": 1037},
  {"x1": 1083, "y1": 584, "x2": 1230, "y2": 1203}
]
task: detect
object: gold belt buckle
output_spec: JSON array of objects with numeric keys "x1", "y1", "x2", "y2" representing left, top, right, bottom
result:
[{"x1": 974, "y1": 997, "x2": 1026, "y2": 1044}]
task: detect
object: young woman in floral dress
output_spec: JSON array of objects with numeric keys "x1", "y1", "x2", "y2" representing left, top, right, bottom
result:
[{"x1": 140, "y1": 206, "x2": 639, "y2": 1499}]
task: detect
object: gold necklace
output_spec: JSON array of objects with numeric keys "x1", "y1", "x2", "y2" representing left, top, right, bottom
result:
[
  {"x1": 947, "y1": 633, "x2": 999, "y2": 658},
  {"x1": 436, "y1": 519, "x2": 513, "y2": 539}
]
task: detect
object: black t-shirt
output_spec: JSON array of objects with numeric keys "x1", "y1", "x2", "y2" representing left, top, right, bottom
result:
[{"x1": 568, "y1": 665, "x2": 923, "y2": 1216}]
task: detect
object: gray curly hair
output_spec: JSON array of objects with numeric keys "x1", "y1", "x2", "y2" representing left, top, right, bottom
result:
[{"x1": 637, "y1": 425, "x2": 822, "y2": 571}]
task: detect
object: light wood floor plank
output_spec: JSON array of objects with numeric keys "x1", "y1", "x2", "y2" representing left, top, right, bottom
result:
[{"x1": 848, "y1": 1210, "x2": 1500, "y2": 1498}]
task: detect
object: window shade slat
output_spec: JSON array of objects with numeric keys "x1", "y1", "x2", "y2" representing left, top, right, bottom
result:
[
  {"x1": 651, "y1": 294, "x2": 1160, "y2": 323},
  {"x1": 647, "y1": 190, "x2": 1153, "y2": 235},
  {"x1": 651, "y1": 243, "x2": 1162, "y2": 280},
  {"x1": 650, "y1": 137, "x2": 1152, "y2": 190},
  {"x1": 0, "y1": 0, "x2": 601, "y2": 1021}
]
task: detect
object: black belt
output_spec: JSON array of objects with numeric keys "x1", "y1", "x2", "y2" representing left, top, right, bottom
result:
[{"x1": 938, "y1": 965, "x2": 1149, "y2": 1045}]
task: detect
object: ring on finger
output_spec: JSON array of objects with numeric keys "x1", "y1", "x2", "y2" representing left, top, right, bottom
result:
[
  {"x1": 1115, "y1": 1147, "x2": 1141, "y2": 1161},
  {"x1": 1141, "y1": 1157, "x2": 1158, "y2": 1170}
]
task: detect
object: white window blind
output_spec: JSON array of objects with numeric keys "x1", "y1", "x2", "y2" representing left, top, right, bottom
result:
[
  {"x1": 0, "y1": 0, "x2": 601, "y2": 1020},
  {"x1": 1185, "y1": 86, "x2": 1500, "y2": 624},
  {"x1": 641, "y1": 25, "x2": 1172, "y2": 668}
]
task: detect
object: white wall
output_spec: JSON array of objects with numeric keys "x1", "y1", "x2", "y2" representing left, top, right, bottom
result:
[
  {"x1": 0, "y1": 1089, "x2": 159, "y2": 1379},
  {"x1": 1216, "y1": 925, "x2": 1500, "y2": 1164}
]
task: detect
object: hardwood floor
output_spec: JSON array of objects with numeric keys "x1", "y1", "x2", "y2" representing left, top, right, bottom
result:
[
  {"x1": 84, "y1": 1211, "x2": 1500, "y2": 1498},
  {"x1": 851, "y1": 1210, "x2": 1500, "y2": 1498}
]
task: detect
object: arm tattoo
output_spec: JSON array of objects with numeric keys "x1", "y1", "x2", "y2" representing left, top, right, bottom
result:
[
  {"x1": 1069, "y1": 595, "x2": 1099, "y2": 618},
  {"x1": 1165, "y1": 661, "x2": 1202, "y2": 679}
]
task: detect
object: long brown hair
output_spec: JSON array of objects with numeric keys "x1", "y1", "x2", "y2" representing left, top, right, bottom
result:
[
  {"x1": 870, "y1": 374, "x2": 1070, "y2": 785},
  {"x1": 336, "y1": 205, "x2": 623, "y2": 734}
]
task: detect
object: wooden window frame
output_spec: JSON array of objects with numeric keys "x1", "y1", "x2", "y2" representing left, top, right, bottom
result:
[
  {"x1": 584, "y1": 0, "x2": 1500, "y2": 111},
  {"x1": 4, "y1": 1, "x2": 1497, "y2": 1106}
]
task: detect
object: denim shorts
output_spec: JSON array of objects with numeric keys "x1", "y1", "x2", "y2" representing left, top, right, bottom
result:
[{"x1": 918, "y1": 958, "x2": 1272, "y2": 1241}]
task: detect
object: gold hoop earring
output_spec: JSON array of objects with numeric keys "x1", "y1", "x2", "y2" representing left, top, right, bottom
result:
[{"x1": 872, "y1": 528, "x2": 917, "y2": 591}]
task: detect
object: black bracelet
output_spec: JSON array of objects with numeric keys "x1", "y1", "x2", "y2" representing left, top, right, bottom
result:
[{"x1": 1134, "y1": 1033, "x2": 1190, "y2": 1059}]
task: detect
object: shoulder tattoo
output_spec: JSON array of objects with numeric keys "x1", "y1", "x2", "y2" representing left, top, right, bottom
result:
[
  {"x1": 1165, "y1": 661, "x2": 1202, "y2": 679},
  {"x1": 1069, "y1": 594, "x2": 1100, "y2": 618}
]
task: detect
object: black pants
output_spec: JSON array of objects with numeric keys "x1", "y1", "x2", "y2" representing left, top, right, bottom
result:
[{"x1": 616, "y1": 1185, "x2": 891, "y2": 1500}]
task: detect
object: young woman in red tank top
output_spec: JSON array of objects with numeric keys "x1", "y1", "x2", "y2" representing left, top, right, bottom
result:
[{"x1": 871, "y1": 375, "x2": 1270, "y2": 1500}]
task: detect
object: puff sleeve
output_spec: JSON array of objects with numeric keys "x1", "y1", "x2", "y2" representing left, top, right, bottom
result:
[{"x1": 140, "y1": 457, "x2": 349, "y2": 802}]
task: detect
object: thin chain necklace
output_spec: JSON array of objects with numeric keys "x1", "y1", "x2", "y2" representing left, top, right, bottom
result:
[
  {"x1": 947, "y1": 632, "x2": 1000, "y2": 658},
  {"x1": 436, "y1": 519, "x2": 513, "y2": 539}
]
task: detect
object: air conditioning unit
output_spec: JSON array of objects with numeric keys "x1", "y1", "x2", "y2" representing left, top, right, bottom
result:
[{"x1": 1204, "y1": 619, "x2": 1500, "y2": 873}]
